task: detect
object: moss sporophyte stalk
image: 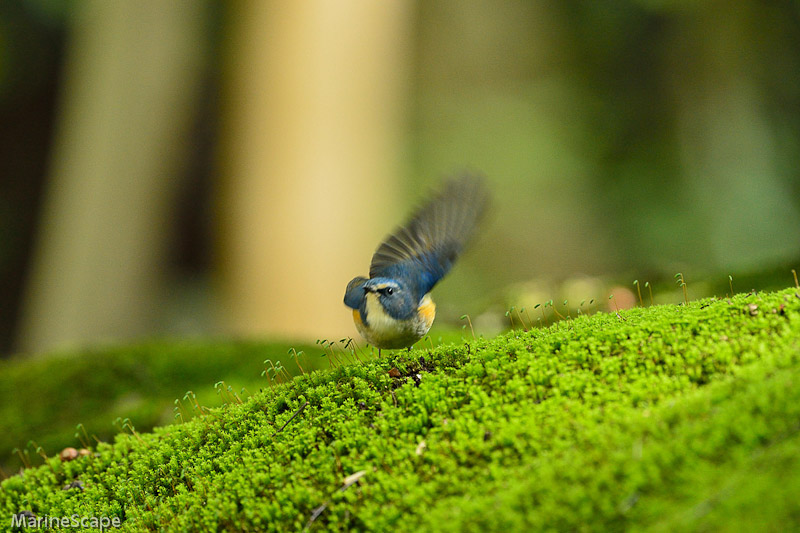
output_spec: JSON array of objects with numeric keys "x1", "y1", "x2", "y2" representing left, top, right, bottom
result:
[{"x1": 2, "y1": 288, "x2": 800, "y2": 530}]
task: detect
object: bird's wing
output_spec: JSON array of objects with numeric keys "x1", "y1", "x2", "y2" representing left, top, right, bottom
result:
[
  {"x1": 344, "y1": 276, "x2": 369, "y2": 309},
  {"x1": 369, "y1": 173, "x2": 490, "y2": 298}
]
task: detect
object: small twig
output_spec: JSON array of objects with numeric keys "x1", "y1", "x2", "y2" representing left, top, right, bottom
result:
[
  {"x1": 275, "y1": 401, "x2": 309, "y2": 434},
  {"x1": 793, "y1": 269, "x2": 799, "y2": 289},
  {"x1": 305, "y1": 471, "x2": 367, "y2": 530},
  {"x1": 306, "y1": 503, "x2": 328, "y2": 530}
]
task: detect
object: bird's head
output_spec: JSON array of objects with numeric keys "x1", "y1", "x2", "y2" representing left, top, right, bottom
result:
[
  {"x1": 344, "y1": 276, "x2": 416, "y2": 321},
  {"x1": 365, "y1": 277, "x2": 416, "y2": 320}
]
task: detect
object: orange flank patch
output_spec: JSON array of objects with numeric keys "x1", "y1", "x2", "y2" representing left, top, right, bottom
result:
[
  {"x1": 417, "y1": 296, "x2": 436, "y2": 329},
  {"x1": 353, "y1": 308, "x2": 364, "y2": 328}
]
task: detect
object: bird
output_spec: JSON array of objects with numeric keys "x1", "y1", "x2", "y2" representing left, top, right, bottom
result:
[{"x1": 344, "y1": 174, "x2": 490, "y2": 351}]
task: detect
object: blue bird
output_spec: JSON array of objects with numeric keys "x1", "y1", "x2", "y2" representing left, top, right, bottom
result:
[{"x1": 344, "y1": 174, "x2": 490, "y2": 350}]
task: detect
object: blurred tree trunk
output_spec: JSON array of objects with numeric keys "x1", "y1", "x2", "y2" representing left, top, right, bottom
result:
[
  {"x1": 17, "y1": 0, "x2": 207, "y2": 354},
  {"x1": 669, "y1": 4, "x2": 800, "y2": 271},
  {"x1": 217, "y1": 1, "x2": 411, "y2": 342}
]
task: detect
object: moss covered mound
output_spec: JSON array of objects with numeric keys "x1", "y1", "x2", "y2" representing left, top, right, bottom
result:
[
  {"x1": 2, "y1": 289, "x2": 800, "y2": 531},
  {"x1": 0, "y1": 340, "x2": 329, "y2": 474}
]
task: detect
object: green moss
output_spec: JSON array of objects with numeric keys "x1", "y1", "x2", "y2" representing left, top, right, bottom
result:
[
  {"x1": 0, "y1": 340, "x2": 324, "y2": 473},
  {"x1": 2, "y1": 289, "x2": 800, "y2": 531}
]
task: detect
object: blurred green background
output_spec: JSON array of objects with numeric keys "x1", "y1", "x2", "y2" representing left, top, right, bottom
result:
[{"x1": 2, "y1": 0, "x2": 800, "y2": 358}]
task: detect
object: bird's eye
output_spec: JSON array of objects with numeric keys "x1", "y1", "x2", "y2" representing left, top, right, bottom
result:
[{"x1": 386, "y1": 287, "x2": 394, "y2": 295}]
